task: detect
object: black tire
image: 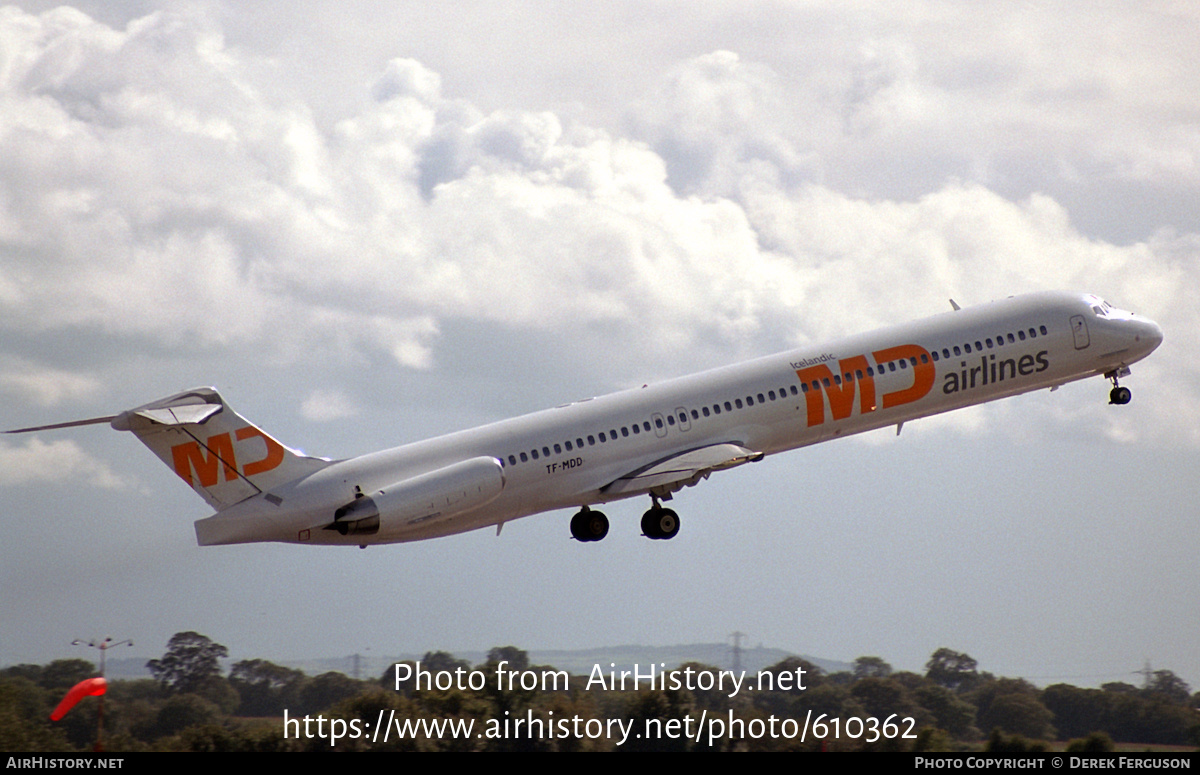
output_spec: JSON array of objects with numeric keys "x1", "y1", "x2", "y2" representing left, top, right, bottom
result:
[
  {"x1": 641, "y1": 509, "x2": 660, "y2": 538},
  {"x1": 569, "y1": 510, "x2": 589, "y2": 541}
]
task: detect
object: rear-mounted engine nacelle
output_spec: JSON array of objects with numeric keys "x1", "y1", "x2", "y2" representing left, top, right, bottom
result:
[
  {"x1": 325, "y1": 456, "x2": 506, "y2": 538},
  {"x1": 330, "y1": 497, "x2": 380, "y2": 535}
]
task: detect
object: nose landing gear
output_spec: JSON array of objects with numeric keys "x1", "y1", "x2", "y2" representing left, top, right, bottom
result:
[{"x1": 1106, "y1": 368, "x2": 1132, "y2": 405}]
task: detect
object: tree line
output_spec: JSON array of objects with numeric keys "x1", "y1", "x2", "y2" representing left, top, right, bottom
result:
[{"x1": 2, "y1": 634, "x2": 1197, "y2": 751}]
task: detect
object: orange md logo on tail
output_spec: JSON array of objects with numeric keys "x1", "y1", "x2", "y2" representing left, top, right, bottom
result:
[{"x1": 170, "y1": 427, "x2": 285, "y2": 487}]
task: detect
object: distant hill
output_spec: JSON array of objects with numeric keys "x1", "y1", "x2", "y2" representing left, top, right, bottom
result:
[
  {"x1": 275, "y1": 644, "x2": 851, "y2": 681},
  {"x1": 98, "y1": 644, "x2": 852, "y2": 682}
]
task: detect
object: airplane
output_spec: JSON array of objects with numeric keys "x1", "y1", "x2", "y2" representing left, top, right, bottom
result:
[{"x1": 7, "y1": 291, "x2": 1162, "y2": 548}]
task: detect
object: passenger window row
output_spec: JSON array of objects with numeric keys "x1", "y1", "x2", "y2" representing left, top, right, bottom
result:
[
  {"x1": 502, "y1": 322, "x2": 1050, "y2": 467},
  {"x1": 928, "y1": 324, "x2": 1049, "y2": 363},
  {"x1": 502, "y1": 383, "x2": 803, "y2": 468},
  {"x1": 796, "y1": 324, "x2": 1051, "y2": 397}
]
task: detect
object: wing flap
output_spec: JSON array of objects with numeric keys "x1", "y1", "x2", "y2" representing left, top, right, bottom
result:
[{"x1": 602, "y1": 443, "x2": 763, "y2": 496}]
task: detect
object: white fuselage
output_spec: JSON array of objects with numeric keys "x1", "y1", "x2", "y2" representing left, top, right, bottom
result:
[{"x1": 193, "y1": 291, "x2": 1162, "y2": 547}]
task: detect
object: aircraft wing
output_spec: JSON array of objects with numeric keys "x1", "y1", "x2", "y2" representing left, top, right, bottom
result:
[{"x1": 601, "y1": 443, "x2": 764, "y2": 497}]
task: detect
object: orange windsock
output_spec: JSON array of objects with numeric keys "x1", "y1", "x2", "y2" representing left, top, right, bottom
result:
[{"x1": 50, "y1": 677, "x2": 107, "y2": 721}]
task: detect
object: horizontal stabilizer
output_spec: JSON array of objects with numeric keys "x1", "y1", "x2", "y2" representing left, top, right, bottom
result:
[
  {"x1": 5, "y1": 415, "x2": 117, "y2": 434},
  {"x1": 603, "y1": 443, "x2": 763, "y2": 497},
  {"x1": 6, "y1": 392, "x2": 222, "y2": 434}
]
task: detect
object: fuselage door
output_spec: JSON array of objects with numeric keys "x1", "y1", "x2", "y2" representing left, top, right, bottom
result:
[
  {"x1": 673, "y1": 407, "x2": 692, "y2": 433},
  {"x1": 651, "y1": 412, "x2": 668, "y2": 438},
  {"x1": 1070, "y1": 315, "x2": 1090, "y2": 349}
]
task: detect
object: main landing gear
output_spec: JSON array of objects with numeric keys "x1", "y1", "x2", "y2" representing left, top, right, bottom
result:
[
  {"x1": 641, "y1": 497, "x2": 680, "y2": 540},
  {"x1": 1106, "y1": 368, "x2": 1132, "y2": 405},
  {"x1": 569, "y1": 498, "x2": 682, "y2": 542},
  {"x1": 570, "y1": 506, "x2": 609, "y2": 542}
]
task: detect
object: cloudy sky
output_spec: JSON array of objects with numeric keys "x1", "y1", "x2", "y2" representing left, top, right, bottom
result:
[{"x1": 2, "y1": 1, "x2": 1197, "y2": 691}]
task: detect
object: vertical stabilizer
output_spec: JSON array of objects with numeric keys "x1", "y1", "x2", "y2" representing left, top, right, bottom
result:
[{"x1": 110, "y1": 387, "x2": 329, "y2": 511}]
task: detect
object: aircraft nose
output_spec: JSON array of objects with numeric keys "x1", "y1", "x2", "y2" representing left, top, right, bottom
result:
[{"x1": 1132, "y1": 317, "x2": 1163, "y2": 356}]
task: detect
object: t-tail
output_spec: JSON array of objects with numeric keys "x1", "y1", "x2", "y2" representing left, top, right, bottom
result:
[
  {"x1": 112, "y1": 387, "x2": 331, "y2": 510},
  {"x1": 9, "y1": 387, "x2": 330, "y2": 511}
]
